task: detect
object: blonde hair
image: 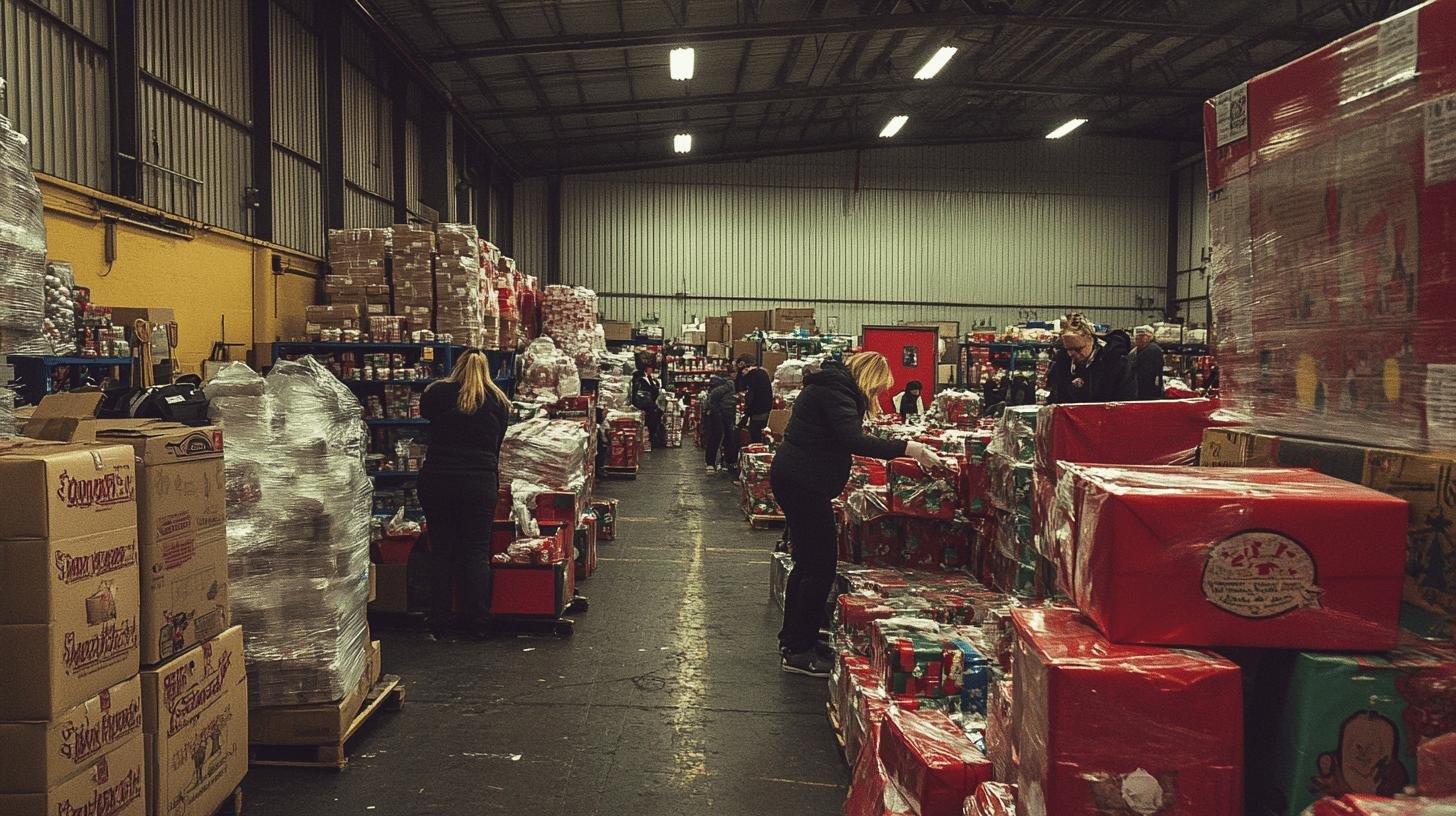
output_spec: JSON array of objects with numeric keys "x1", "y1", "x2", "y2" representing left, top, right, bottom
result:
[
  {"x1": 1061, "y1": 312, "x2": 1095, "y2": 341},
  {"x1": 845, "y1": 352, "x2": 893, "y2": 415},
  {"x1": 445, "y1": 349, "x2": 510, "y2": 414}
]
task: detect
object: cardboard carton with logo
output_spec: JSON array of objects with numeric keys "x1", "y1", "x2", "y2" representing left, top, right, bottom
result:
[
  {"x1": 0, "y1": 675, "x2": 143, "y2": 793},
  {"x1": 0, "y1": 439, "x2": 140, "y2": 720},
  {"x1": 141, "y1": 625, "x2": 246, "y2": 816},
  {"x1": 0, "y1": 732, "x2": 146, "y2": 816}
]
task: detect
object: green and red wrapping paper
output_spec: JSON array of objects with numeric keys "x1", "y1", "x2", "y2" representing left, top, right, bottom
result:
[
  {"x1": 880, "y1": 706, "x2": 993, "y2": 816},
  {"x1": 1307, "y1": 795, "x2": 1456, "y2": 815},
  {"x1": 890, "y1": 457, "x2": 963, "y2": 520},
  {"x1": 738, "y1": 447, "x2": 780, "y2": 516},
  {"x1": 1012, "y1": 607, "x2": 1244, "y2": 816},
  {"x1": 1070, "y1": 466, "x2": 1408, "y2": 651}
]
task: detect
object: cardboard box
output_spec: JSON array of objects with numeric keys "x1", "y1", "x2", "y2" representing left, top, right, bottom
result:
[
  {"x1": 705, "y1": 316, "x2": 729, "y2": 344},
  {"x1": 731, "y1": 340, "x2": 759, "y2": 365},
  {"x1": 247, "y1": 639, "x2": 381, "y2": 746},
  {"x1": 0, "y1": 439, "x2": 136, "y2": 540},
  {"x1": 937, "y1": 364, "x2": 956, "y2": 385},
  {"x1": 0, "y1": 733, "x2": 146, "y2": 816},
  {"x1": 601, "y1": 320, "x2": 632, "y2": 342},
  {"x1": 771, "y1": 308, "x2": 815, "y2": 333},
  {"x1": 140, "y1": 626, "x2": 246, "y2": 816},
  {"x1": 367, "y1": 563, "x2": 377, "y2": 603},
  {"x1": 369, "y1": 565, "x2": 409, "y2": 613},
  {"x1": 0, "y1": 675, "x2": 143, "y2": 793},
  {"x1": 1012, "y1": 607, "x2": 1243, "y2": 816},
  {"x1": 759, "y1": 351, "x2": 788, "y2": 373},
  {"x1": 730, "y1": 310, "x2": 769, "y2": 337},
  {"x1": 1198, "y1": 426, "x2": 1278, "y2": 467},
  {"x1": 90, "y1": 422, "x2": 229, "y2": 666},
  {"x1": 22, "y1": 391, "x2": 102, "y2": 442},
  {"x1": 0, "y1": 525, "x2": 142, "y2": 720},
  {"x1": 679, "y1": 330, "x2": 706, "y2": 346},
  {"x1": 766, "y1": 408, "x2": 791, "y2": 439},
  {"x1": 706, "y1": 341, "x2": 728, "y2": 360},
  {"x1": 1072, "y1": 466, "x2": 1407, "y2": 650}
]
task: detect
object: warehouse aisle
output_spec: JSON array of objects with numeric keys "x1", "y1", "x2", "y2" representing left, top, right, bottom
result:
[{"x1": 245, "y1": 446, "x2": 847, "y2": 815}]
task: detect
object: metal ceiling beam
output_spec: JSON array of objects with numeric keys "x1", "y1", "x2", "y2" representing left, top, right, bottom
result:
[
  {"x1": 473, "y1": 76, "x2": 1216, "y2": 118},
  {"x1": 427, "y1": 11, "x2": 1341, "y2": 61}
]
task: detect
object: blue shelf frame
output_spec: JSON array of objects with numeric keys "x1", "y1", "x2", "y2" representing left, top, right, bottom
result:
[{"x1": 6, "y1": 355, "x2": 135, "y2": 405}]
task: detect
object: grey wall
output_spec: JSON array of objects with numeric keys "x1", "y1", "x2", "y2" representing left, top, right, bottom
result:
[{"x1": 516, "y1": 138, "x2": 1176, "y2": 336}]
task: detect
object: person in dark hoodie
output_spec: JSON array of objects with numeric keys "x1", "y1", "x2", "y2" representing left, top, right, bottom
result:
[
  {"x1": 703, "y1": 374, "x2": 737, "y2": 472},
  {"x1": 734, "y1": 355, "x2": 774, "y2": 445},
  {"x1": 632, "y1": 362, "x2": 665, "y2": 446},
  {"x1": 896, "y1": 380, "x2": 925, "y2": 417},
  {"x1": 771, "y1": 352, "x2": 944, "y2": 677},
  {"x1": 1046, "y1": 312, "x2": 1136, "y2": 404}
]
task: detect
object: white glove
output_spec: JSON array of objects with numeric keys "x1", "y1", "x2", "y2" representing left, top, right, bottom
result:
[{"x1": 905, "y1": 440, "x2": 943, "y2": 470}]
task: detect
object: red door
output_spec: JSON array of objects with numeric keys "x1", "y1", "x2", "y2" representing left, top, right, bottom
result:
[{"x1": 861, "y1": 326, "x2": 940, "y2": 414}]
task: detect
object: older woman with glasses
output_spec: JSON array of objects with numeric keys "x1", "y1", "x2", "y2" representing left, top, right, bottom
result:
[{"x1": 1046, "y1": 313, "x2": 1136, "y2": 405}]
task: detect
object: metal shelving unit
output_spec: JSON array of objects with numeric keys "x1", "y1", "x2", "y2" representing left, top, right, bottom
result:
[{"x1": 6, "y1": 355, "x2": 135, "y2": 405}]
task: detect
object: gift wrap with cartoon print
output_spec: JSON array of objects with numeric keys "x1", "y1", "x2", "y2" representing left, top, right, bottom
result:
[{"x1": 1248, "y1": 641, "x2": 1456, "y2": 816}]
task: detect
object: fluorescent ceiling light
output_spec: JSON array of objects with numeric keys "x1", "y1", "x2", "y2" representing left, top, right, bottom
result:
[
  {"x1": 1045, "y1": 118, "x2": 1088, "y2": 139},
  {"x1": 670, "y1": 47, "x2": 695, "y2": 80},
  {"x1": 879, "y1": 115, "x2": 908, "y2": 138},
  {"x1": 674, "y1": 133, "x2": 693, "y2": 153},
  {"x1": 914, "y1": 46, "x2": 958, "y2": 80}
]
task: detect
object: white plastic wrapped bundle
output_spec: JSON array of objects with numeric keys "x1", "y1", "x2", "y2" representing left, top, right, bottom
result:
[
  {"x1": 42, "y1": 261, "x2": 76, "y2": 354},
  {"x1": 540, "y1": 285, "x2": 599, "y2": 379},
  {"x1": 773, "y1": 355, "x2": 823, "y2": 402},
  {"x1": 500, "y1": 416, "x2": 591, "y2": 496},
  {"x1": 0, "y1": 80, "x2": 48, "y2": 355},
  {"x1": 597, "y1": 373, "x2": 631, "y2": 410},
  {"x1": 517, "y1": 336, "x2": 581, "y2": 404},
  {"x1": 206, "y1": 357, "x2": 372, "y2": 707}
]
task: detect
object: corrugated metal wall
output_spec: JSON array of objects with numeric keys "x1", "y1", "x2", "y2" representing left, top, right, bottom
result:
[
  {"x1": 341, "y1": 58, "x2": 394, "y2": 226},
  {"x1": 404, "y1": 117, "x2": 423, "y2": 218},
  {"x1": 529, "y1": 139, "x2": 1173, "y2": 335},
  {"x1": 0, "y1": 0, "x2": 111, "y2": 190},
  {"x1": 512, "y1": 177, "x2": 548, "y2": 268},
  {"x1": 1173, "y1": 159, "x2": 1211, "y2": 327},
  {"x1": 269, "y1": 0, "x2": 323, "y2": 256},
  {"x1": 137, "y1": 0, "x2": 253, "y2": 233}
]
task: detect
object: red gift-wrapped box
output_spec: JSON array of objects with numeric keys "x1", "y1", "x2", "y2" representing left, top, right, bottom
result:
[
  {"x1": 964, "y1": 782, "x2": 1017, "y2": 816},
  {"x1": 1033, "y1": 398, "x2": 1228, "y2": 474},
  {"x1": 889, "y1": 458, "x2": 962, "y2": 520},
  {"x1": 880, "y1": 706, "x2": 992, "y2": 816},
  {"x1": 1420, "y1": 732, "x2": 1456, "y2": 798},
  {"x1": 573, "y1": 515, "x2": 597, "y2": 580},
  {"x1": 1308, "y1": 795, "x2": 1456, "y2": 815},
  {"x1": 1012, "y1": 607, "x2": 1243, "y2": 816},
  {"x1": 984, "y1": 679, "x2": 1016, "y2": 784},
  {"x1": 1071, "y1": 465, "x2": 1407, "y2": 650},
  {"x1": 848, "y1": 674, "x2": 893, "y2": 769},
  {"x1": 590, "y1": 498, "x2": 617, "y2": 541},
  {"x1": 845, "y1": 706, "x2": 917, "y2": 816}
]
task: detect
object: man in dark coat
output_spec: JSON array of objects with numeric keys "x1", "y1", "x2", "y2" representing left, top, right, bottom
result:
[
  {"x1": 1131, "y1": 325, "x2": 1165, "y2": 400},
  {"x1": 1046, "y1": 315, "x2": 1137, "y2": 404},
  {"x1": 703, "y1": 375, "x2": 737, "y2": 472},
  {"x1": 734, "y1": 355, "x2": 774, "y2": 444}
]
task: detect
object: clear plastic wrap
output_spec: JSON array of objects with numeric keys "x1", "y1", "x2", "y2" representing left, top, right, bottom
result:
[
  {"x1": 987, "y1": 405, "x2": 1036, "y2": 464},
  {"x1": 931, "y1": 389, "x2": 983, "y2": 428},
  {"x1": 1307, "y1": 796, "x2": 1456, "y2": 816},
  {"x1": 499, "y1": 416, "x2": 591, "y2": 497},
  {"x1": 738, "y1": 447, "x2": 779, "y2": 517},
  {"x1": 0, "y1": 386, "x2": 13, "y2": 436},
  {"x1": 888, "y1": 457, "x2": 961, "y2": 520},
  {"x1": 540, "y1": 285, "x2": 599, "y2": 379},
  {"x1": 963, "y1": 781, "x2": 1016, "y2": 816},
  {"x1": 491, "y1": 535, "x2": 565, "y2": 565},
  {"x1": 606, "y1": 411, "x2": 643, "y2": 469},
  {"x1": 597, "y1": 373, "x2": 630, "y2": 410},
  {"x1": 772, "y1": 355, "x2": 823, "y2": 402},
  {"x1": 0, "y1": 80, "x2": 48, "y2": 356},
  {"x1": 879, "y1": 705, "x2": 993, "y2": 816},
  {"x1": 1011, "y1": 607, "x2": 1244, "y2": 816},
  {"x1": 1070, "y1": 465, "x2": 1407, "y2": 650},
  {"x1": 205, "y1": 357, "x2": 372, "y2": 707},
  {"x1": 42, "y1": 261, "x2": 76, "y2": 354},
  {"x1": 1203, "y1": 2, "x2": 1456, "y2": 449},
  {"x1": 516, "y1": 336, "x2": 581, "y2": 404},
  {"x1": 434, "y1": 223, "x2": 483, "y2": 348}
]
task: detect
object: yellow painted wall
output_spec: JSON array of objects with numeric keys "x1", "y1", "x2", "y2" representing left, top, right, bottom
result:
[{"x1": 37, "y1": 175, "x2": 322, "y2": 376}]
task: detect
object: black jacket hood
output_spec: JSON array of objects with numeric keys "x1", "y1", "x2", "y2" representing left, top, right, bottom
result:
[
  {"x1": 804, "y1": 360, "x2": 867, "y2": 414},
  {"x1": 708, "y1": 375, "x2": 729, "y2": 390}
]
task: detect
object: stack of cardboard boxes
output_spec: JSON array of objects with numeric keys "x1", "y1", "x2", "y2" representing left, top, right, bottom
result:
[
  {"x1": 389, "y1": 225, "x2": 435, "y2": 338},
  {"x1": 3, "y1": 396, "x2": 247, "y2": 816},
  {"x1": 322, "y1": 229, "x2": 392, "y2": 317},
  {"x1": 434, "y1": 224, "x2": 483, "y2": 348}
]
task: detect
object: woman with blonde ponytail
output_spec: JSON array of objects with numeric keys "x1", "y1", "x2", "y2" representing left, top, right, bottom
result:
[{"x1": 418, "y1": 349, "x2": 511, "y2": 640}]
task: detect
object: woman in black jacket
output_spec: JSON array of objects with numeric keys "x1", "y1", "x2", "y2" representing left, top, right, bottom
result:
[
  {"x1": 1046, "y1": 312, "x2": 1137, "y2": 405},
  {"x1": 418, "y1": 349, "x2": 511, "y2": 640},
  {"x1": 771, "y1": 352, "x2": 942, "y2": 676}
]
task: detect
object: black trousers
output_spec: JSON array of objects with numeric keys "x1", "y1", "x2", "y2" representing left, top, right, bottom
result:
[
  {"x1": 418, "y1": 470, "x2": 498, "y2": 625},
  {"x1": 772, "y1": 464, "x2": 838, "y2": 653},
  {"x1": 704, "y1": 413, "x2": 733, "y2": 467},
  {"x1": 747, "y1": 414, "x2": 768, "y2": 444}
]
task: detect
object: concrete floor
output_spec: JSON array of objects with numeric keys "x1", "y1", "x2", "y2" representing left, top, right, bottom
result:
[{"x1": 245, "y1": 445, "x2": 848, "y2": 815}]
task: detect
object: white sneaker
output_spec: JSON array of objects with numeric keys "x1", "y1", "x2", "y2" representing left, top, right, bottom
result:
[{"x1": 705, "y1": 465, "x2": 717, "y2": 473}]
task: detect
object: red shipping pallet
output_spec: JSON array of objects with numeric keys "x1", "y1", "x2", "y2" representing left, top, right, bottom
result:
[
  {"x1": 1033, "y1": 398, "x2": 1229, "y2": 475},
  {"x1": 490, "y1": 559, "x2": 574, "y2": 618},
  {"x1": 879, "y1": 706, "x2": 992, "y2": 816},
  {"x1": 1012, "y1": 607, "x2": 1244, "y2": 816},
  {"x1": 1071, "y1": 466, "x2": 1408, "y2": 651}
]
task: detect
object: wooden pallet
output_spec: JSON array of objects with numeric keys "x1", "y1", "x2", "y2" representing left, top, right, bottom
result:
[
  {"x1": 746, "y1": 512, "x2": 785, "y2": 529},
  {"x1": 602, "y1": 465, "x2": 638, "y2": 480},
  {"x1": 211, "y1": 786, "x2": 244, "y2": 816},
  {"x1": 826, "y1": 702, "x2": 848, "y2": 763},
  {"x1": 248, "y1": 675, "x2": 406, "y2": 770}
]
